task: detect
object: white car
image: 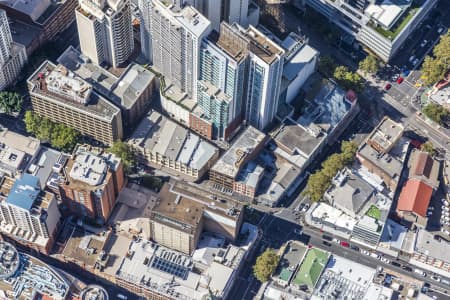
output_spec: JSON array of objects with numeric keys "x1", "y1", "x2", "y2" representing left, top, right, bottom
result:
[
  {"x1": 302, "y1": 204, "x2": 310, "y2": 212},
  {"x1": 413, "y1": 58, "x2": 419, "y2": 66},
  {"x1": 370, "y1": 252, "x2": 381, "y2": 259},
  {"x1": 409, "y1": 55, "x2": 415, "y2": 62},
  {"x1": 361, "y1": 249, "x2": 370, "y2": 255},
  {"x1": 438, "y1": 27, "x2": 444, "y2": 33},
  {"x1": 380, "y1": 257, "x2": 390, "y2": 264},
  {"x1": 431, "y1": 275, "x2": 441, "y2": 282},
  {"x1": 294, "y1": 229, "x2": 303, "y2": 235},
  {"x1": 332, "y1": 238, "x2": 341, "y2": 244},
  {"x1": 420, "y1": 40, "x2": 428, "y2": 47}
]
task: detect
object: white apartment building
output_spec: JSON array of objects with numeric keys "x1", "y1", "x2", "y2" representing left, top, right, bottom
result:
[
  {"x1": 0, "y1": 9, "x2": 26, "y2": 90},
  {"x1": 244, "y1": 26, "x2": 284, "y2": 130},
  {"x1": 0, "y1": 174, "x2": 60, "y2": 253},
  {"x1": 139, "y1": 0, "x2": 211, "y2": 99},
  {"x1": 302, "y1": 0, "x2": 438, "y2": 62},
  {"x1": 76, "y1": 0, "x2": 134, "y2": 68}
]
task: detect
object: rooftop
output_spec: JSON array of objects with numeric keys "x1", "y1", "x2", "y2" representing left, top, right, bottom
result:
[
  {"x1": 326, "y1": 168, "x2": 375, "y2": 217},
  {"x1": 273, "y1": 241, "x2": 308, "y2": 283},
  {"x1": 6, "y1": 174, "x2": 40, "y2": 211},
  {"x1": 408, "y1": 149, "x2": 440, "y2": 189},
  {"x1": 397, "y1": 179, "x2": 433, "y2": 217},
  {"x1": 379, "y1": 218, "x2": 408, "y2": 251},
  {"x1": 0, "y1": 129, "x2": 40, "y2": 158},
  {"x1": 291, "y1": 248, "x2": 329, "y2": 290},
  {"x1": 211, "y1": 126, "x2": 266, "y2": 178},
  {"x1": 314, "y1": 255, "x2": 375, "y2": 299},
  {"x1": 244, "y1": 25, "x2": 284, "y2": 65},
  {"x1": 0, "y1": 241, "x2": 69, "y2": 299},
  {"x1": 415, "y1": 229, "x2": 450, "y2": 264},
  {"x1": 0, "y1": 0, "x2": 51, "y2": 22},
  {"x1": 28, "y1": 61, "x2": 121, "y2": 121},
  {"x1": 0, "y1": 241, "x2": 19, "y2": 280},
  {"x1": 366, "y1": 117, "x2": 404, "y2": 154},
  {"x1": 128, "y1": 110, "x2": 218, "y2": 172},
  {"x1": 365, "y1": 0, "x2": 406, "y2": 30},
  {"x1": 152, "y1": 181, "x2": 242, "y2": 234},
  {"x1": 311, "y1": 202, "x2": 357, "y2": 232},
  {"x1": 214, "y1": 22, "x2": 249, "y2": 63}
]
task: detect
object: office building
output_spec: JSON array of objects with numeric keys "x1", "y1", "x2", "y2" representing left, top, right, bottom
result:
[
  {"x1": 58, "y1": 46, "x2": 156, "y2": 128},
  {"x1": 128, "y1": 110, "x2": 219, "y2": 181},
  {"x1": 196, "y1": 23, "x2": 249, "y2": 139},
  {"x1": 0, "y1": 0, "x2": 77, "y2": 44},
  {"x1": 150, "y1": 181, "x2": 243, "y2": 254},
  {"x1": 139, "y1": 0, "x2": 211, "y2": 99},
  {"x1": 0, "y1": 9, "x2": 26, "y2": 90},
  {"x1": 210, "y1": 126, "x2": 267, "y2": 194},
  {"x1": 0, "y1": 129, "x2": 40, "y2": 177},
  {"x1": 76, "y1": 0, "x2": 134, "y2": 68},
  {"x1": 27, "y1": 60, "x2": 123, "y2": 145},
  {"x1": 59, "y1": 145, "x2": 124, "y2": 223},
  {"x1": 0, "y1": 241, "x2": 70, "y2": 300},
  {"x1": 0, "y1": 174, "x2": 60, "y2": 254},
  {"x1": 301, "y1": 0, "x2": 438, "y2": 61},
  {"x1": 243, "y1": 25, "x2": 284, "y2": 130}
]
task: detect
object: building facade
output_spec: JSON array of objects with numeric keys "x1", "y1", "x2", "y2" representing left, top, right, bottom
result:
[
  {"x1": 0, "y1": 9, "x2": 26, "y2": 90},
  {"x1": 0, "y1": 174, "x2": 60, "y2": 254},
  {"x1": 59, "y1": 145, "x2": 124, "y2": 223},
  {"x1": 27, "y1": 61, "x2": 123, "y2": 145},
  {"x1": 76, "y1": 0, "x2": 134, "y2": 68},
  {"x1": 301, "y1": 0, "x2": 438, "y2": 61},
  {"x1": 243, "y1": 26, "x2": 284, "y2": 130},
  {"x1": 139, "y1": 0, "x2": 211, "y2": 99}
]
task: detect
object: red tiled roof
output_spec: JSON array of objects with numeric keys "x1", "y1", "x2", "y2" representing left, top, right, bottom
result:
[
  {"x1": 397, "y1": 179, "x2": 433, "y2": 217},
  {"x1": 413, "y1": 152, "x2": 433, "y2": 178}
]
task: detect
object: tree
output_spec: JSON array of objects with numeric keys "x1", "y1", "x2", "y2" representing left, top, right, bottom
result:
[
  {"x1": 422, "y1": 102, "x2": 450, "y2": 125},
  {"x1": 253, "y1": 249, "x2": 280, "y2": 283},
  {"x1": 51, "y1": 124, "x2": 80, "y2": 152},
  {"x1": 333, "y1": 66, "x2": 364, "y2": 92},
  {"x1": 421, "y1": 141, "x2": 436, "y2": 157},
  {"x1": 340, "y1": 140, "x2": 358, "y2": 164},
  {"x1": 0, "y1": 92, "x2": 23, "y2": 115},
  {"x1": 303, "y1": 171, "x2": 331, "y2": 202},
  {"x1": 321, "y1": 154, "x2": 344, "y2": 178},
  {"x1": 318, "y1": 55, "x2": 337, "y2": 78},
  {"x1": 24, "y1": 110, "x2": 39, "y2": 134},
  {"x1": 421, "y1": 30, "x2": 450, "y2": 85},
  {"x1": 359, "y1": 55, "x2": 379, "y2": 74},
  {"x1": 109, "y1": 141, "x2": 136, "y2": 173}
]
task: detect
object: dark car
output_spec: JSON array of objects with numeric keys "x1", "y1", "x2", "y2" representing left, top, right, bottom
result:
[
  {"x1": 402, "y1": 265, "x2": 413, "y2": 272},
  {"x1": 322, "y1": 234, "x2": 333, "y2": 241},
  {"x1": 322, "y1": 241, "x2": 332, "y2": 247},
  {"x1": 350, "y1": 245, "x2": 360, "y2": 251},
  {"x1": 391, "y1": 261, "x2": 401, "y2": 267},
  {"x1": 385, "y1": 83, "x2": 392, "y2": 90}
]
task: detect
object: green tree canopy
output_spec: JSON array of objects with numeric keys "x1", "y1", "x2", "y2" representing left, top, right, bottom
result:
[
  {"x1": 0, "y1": 92, "x2": 23, "y2": 115},
  {"x1": 253, "y1": 249, "x2": 280, "y2": 283},
  {"x1": 422, "y1": 102, "x2": 450, "y2": 125},
  {"x1": 421, "y1": 30, "x2": 450, "y2": 85},
  {"x1": 24, "y1": 111, "x2": 80, "y2": 152},
  {"x1": 109, "y1": 141, "x2": 136, "y2": 174},
  {"x1": 421, "y1": 141, "x2": 436, "y2": 157},
  {"x1": 333, "y1": 66, "x2": 364, "y2": 92},
  {"x1": 340, "y1": 140, "x2": 358, "y2": 164},
  {"x1": 359, "y1": 55, "x2": 380, "y2": 74}
]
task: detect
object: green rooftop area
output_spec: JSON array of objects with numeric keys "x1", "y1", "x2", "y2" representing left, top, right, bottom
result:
[
  {"x1": 366, "y1": 205, "x2": 381, "y2": 220},
  {"x1": 370, "y1": 2, "x2": 422, "y2": 41},
  {"x1": 292, "y1": 248, "x2": 329, "y2": 290}
]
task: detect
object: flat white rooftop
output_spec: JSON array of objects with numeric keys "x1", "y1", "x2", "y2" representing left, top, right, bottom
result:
[{"x1": 365, "y1": 0, "x2": 405, "y2": 30}]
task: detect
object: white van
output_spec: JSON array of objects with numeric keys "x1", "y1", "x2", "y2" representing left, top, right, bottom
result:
[{"x1": 413, "y1": 269, "x2": 426, "y2": 277}]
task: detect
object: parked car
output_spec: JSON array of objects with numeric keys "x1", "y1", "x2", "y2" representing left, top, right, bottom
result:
[
  {"x1": 332, "y1": 238, "x2": 341, "y2": 244},
  {"x1": 322, "y1": 241, "x2": 332, "y2": 247},
  {"x1": 361, "y1": 249, "x2": 370, "y2": 255},
  {"x1": 322, "y1": 235, "x2": 333, "y2": 241},
  {"x1": 380, "y1": 257, "x2": 390, "y2": 264},
  {"x1": 392, "y1": 74, "x2": 400, "y2": 81},
  {"x1": 420, "y1": 40, "x2": 428, "y2": 47},
  {"x1": 414, "y1": 268, "x2": 426, "y2": 277},
  {"x1": 397, "y1": 77, "x2": 404, "y2": 84},
  {"x1": 391, "y1": 261, "x2": 401, "y2": 267},
  {"x1": 412, "y1": 58, "x2": 419, "y2": 66},
  {"x1": 370, "y1": 252, "x2": 381, "y2": 259},
  {"x1": 430, "y1": 275, "x2": 441, "y2": 282},
  {"x1": 438, "y1": 27, "x2": 444, "y2": 33},
  {"x1": 302, "y1": 204, "x2": 310, "y2": 212},
  {"x1": 409, "y1": 55, "x2": 415, "y2": 62},
  {"x1": 294, "y1": 229, "x2": 302, "y2": 235},
  {"x1": 340, "y1": 241, "x2": 350, "y2": 247},
  {"x1": 402, "y1": 265, "x2": 412, "y2": 272},
  {"x1": 350, "y1": 245, "x2": 360, "y2": 251},
  {"x1": 385, "y1": 83, "x2": 392, "y2": 90}
]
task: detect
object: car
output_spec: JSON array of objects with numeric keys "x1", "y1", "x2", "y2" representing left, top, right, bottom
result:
[
  {"x1": 322, "y1": 241, "x2": 332, "y2": 247},
  {"x1": 427, "y1": 210, "x2": 433, "y2": 217},
  {"x1": 409, "y1": 55, "x2": 415, "y2": 62},
  {"x1": 302, "y1": 204, "x2": 310, "y2": 212},
  {"x1": 441, "y1": 278, "x2": 450, "y2": 286},
  {"x1": 414, "y1": 268, "x2": 426, "y2": 277},
  {"x1": 350, "y1": 245, "x2": 360, "y2": 251},
  {"x1": 420, "y1": 40, "x2": 428, "y2": 47},
  {"x1": 438, "y1": 27, "x2": 444, "y2": 33},
  {"x1": 385, "y1": 83, "x2": 392, "y2": 90},
  {"x1": 370, "y1": 252, "x2": 381, "y2": 259},
  {"x1": 340, "y1": 241, "x2": 350, "y2": 247},
  {"x1": 294, "y1": 229, "x2": 302, "y2": 235},
  {"x1": 431, "y1": 275, "x2": 441, "y2": 282},
  {"x1": 380, "y1": 257, "x2": 390, "y2": 264},
  {"x1": 391, "y1": 261, "x2": 401, "y2": 267},
  {"x1": 392, "y1": 74, "x2": 399, "y2": 81},
  {"x1": 402, "y1": 265, "x2": 413, "y2": 272},
  {"x1": 413, "y1": 58, "x2": 419, "y2": 66},
  {"x1": 332, "y1": 238, "x2": 341, "y2": 244},
  {"x1": 322, "y1": 234, "x2": 333, "y2": 241},
  {"x1": 361, "y1": 249, "x2": 370, "y2": 255},
  {"x1": 296, "y1": 203, "x2": 305, "y2": 212},
  {"x1": 397, "y1": 77, "x2": 404, "y2": 84}
]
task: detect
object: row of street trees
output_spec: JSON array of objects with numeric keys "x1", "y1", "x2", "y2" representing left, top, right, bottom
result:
[
  {"x1": 421, "y1": 30, "x2": 450, "y2": 85},
  {"x1": 303, "y1": 141, "x2": 358, "y2": 202},
  {"x1": 318, "y1": 56, "x2": 366, "y2": 92}
]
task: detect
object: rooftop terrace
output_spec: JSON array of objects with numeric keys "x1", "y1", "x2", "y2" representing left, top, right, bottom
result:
[{"x1": 245, "y1": 26, "x2": 284, "y2": 65}]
